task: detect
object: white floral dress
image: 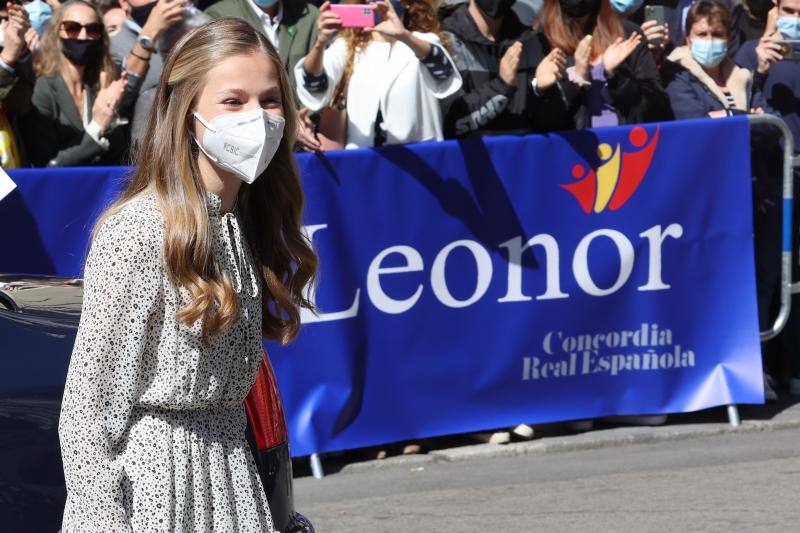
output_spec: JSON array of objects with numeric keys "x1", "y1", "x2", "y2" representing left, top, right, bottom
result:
[{"x1": 58, "y1": 192, "x2": 276, "y2": 533}]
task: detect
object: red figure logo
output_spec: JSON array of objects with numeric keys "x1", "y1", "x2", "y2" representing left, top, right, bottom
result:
[{"x1": 561, "y1": 126, "x2": 660, "y2": 214}]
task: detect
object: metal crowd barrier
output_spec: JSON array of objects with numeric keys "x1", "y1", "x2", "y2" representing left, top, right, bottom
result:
[{"x1": 724, "y1": 114, "x2": 800, "y2": 428}]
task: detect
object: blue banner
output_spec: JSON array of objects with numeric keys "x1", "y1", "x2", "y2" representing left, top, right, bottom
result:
[{"x1": 1, "y1": 117, "x2": 764, "y2": 457}]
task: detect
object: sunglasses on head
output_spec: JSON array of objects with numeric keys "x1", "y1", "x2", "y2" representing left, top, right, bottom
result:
[{"x1": 60, "y1": 21, "x2": 104, "y2": 40}]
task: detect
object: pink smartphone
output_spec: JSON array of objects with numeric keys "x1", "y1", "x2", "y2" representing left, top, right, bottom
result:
[{"x1": 329, "y1": 4, "x2": 376, "y2": 28}]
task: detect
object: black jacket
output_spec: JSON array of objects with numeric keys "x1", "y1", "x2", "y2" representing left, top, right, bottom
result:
[
  {"x1": 439, "y1": 4, "x2": 570, "y2": 138},
  {"x1": 21, "y1": 75, "x2": 129, "y2": 167},
  {"x1": 550, "y1": 19, "x2": 674, "y2": 129}
]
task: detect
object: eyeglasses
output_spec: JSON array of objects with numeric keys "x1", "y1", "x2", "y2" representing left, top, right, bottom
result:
[{"x1": 60, "y1": 21, "x2": 104, "y2": 40}]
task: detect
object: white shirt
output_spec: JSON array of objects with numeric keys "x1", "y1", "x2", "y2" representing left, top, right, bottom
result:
[
  {"x1": 245, "y1": 0, "x2": 283, "y2": 51},
  {"x1": 294, "y1": 33, "x2": 462, "y2": 149}
]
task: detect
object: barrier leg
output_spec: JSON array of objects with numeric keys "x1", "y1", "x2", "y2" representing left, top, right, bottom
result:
[
  {"x1": 748, "y1": 114, "x2": 796, "y2": 340},
  {"x1": 727, "y1": 404, "x2": 741, "y2": 427},
  {"x1": 310, "y1": 453, "x2": 325, "y2": 479}
]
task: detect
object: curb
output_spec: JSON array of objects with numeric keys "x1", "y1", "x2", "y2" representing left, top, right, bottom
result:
[{"x1": 337, "y1": 417, "x2": 800, "y2": 475}]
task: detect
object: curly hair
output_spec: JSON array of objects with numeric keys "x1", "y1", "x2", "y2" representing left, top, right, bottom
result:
[{"x1": 331, "y1": 0, "x2": 449, "y2": 109}]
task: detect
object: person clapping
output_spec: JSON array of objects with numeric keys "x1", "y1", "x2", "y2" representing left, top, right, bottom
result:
[
  {"x1": 22, "y1": 0, "x2": 129, "y2": 166},
  {"x1": 536, "y1": 0, "x2": 673, "y2": 129},
  {"x1": 1, "y1": 1, "x2": 37, "y2": 167}
]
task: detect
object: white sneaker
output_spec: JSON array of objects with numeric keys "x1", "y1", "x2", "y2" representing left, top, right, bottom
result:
[
  {"x1": 511, "y1": 424, "x2": 535, "y2": 439},
  {"x1": 470, "y1": 431, "x2": 511, "y2": 445}
]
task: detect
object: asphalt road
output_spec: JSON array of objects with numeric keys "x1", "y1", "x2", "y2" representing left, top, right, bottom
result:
[{"x1": 294, "y1": 429, "x2": 800, "y2": 532}]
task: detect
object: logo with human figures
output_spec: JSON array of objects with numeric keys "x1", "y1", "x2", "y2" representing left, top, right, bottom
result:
[{"x1": 561, "y1": 126, "x2": 660, "y2": 214}]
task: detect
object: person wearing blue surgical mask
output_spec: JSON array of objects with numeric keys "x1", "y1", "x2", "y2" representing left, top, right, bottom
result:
[
  {"x1": 666, "y1": 0, "x2": 779, "y2": 402},
  {"x1": 664, "y1": 0, "x2": 766, "y2": 119},
  {"x1": 22, "y1": 0, "x2": 52, "y2": 36}
]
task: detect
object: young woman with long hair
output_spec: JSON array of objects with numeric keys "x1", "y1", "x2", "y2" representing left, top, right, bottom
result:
[
  {"x1": 22, "y1": 0, "x2": 129, "y2": 166},
  {"x1": 58, "y1": 18, "x2": 317, "y2": 532},
  {"x1": 296, "y1": 0, "x2": 461, "y2": 149},
  {"x1": 535, "y1": 0, "x2": 673, "y2": 128}
]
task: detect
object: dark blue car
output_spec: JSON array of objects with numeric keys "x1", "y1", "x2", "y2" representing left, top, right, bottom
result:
[{"x1": 0, "y1": 274, "x2": 313, "y2": 533}]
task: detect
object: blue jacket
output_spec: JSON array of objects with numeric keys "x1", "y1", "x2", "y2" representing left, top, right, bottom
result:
[
  {"x1": 664, "y1": 46, "x2": 766, "y2": 119},
  {"x1": 735, "y1": 37, "x2": 800, "y2": 154}
]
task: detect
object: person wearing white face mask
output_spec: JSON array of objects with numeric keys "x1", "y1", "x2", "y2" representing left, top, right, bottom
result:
[
  {"x1": 664, "y1": 0, "x2": 767, "y2": 119},
  {"x1": 58, "y1": 18, "x2": 317, "y2": 533}
]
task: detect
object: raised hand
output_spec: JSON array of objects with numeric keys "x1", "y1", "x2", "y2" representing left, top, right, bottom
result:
[
  {"x1": 641, "y1": 20, "x2": 668, "y2": 51},
  {"x1": 574, "y1": 34, "x2": 592, "y2": 82},
  {"x1": 315, "y1": 1, "x2": 343, "y2": 48},
  {"x1": 0, "y1": 4, "x2": 31, "y2": 67},
  {"x1": 296, "y1": 108, "x2": 322, "y2": 152},
  {"x1": 369, "y1": 0, "x2": 407, "y2": 39},
  {"x1": 499, "y1": 41, "x2": 523, "y2": 86},
  {"x1": 535, "y1": 48, "x2": 566, "y2": 92},
  {"x1": 92, "y1": 71, "x2": 128, "y2": 132},
  {"x1": 755, "y1": 35, "x2": 783, "y2": 75},
  {"x1": 24, "y1": 27, "x2": 40, "y2": 55},
  {"x1": 603, "y1": 33, "x2": 642, "y2": 77},
  {"x1": 140, "y1": 0, "x2": 189, "y2": 41}
]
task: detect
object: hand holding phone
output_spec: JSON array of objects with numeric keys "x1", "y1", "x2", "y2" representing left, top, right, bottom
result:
[
  {"x1": 643, "y1": 5, "x2": 667, "y2": 48},
  {"x1": 329, "y1": 4, "x2": 376, "y2": 28},
  {"x1": 775, "y1": 39, "x2": 800, "y2": 61},
  {"x1": 756, "y1": 35, "x2": 789, "y2": 74}
]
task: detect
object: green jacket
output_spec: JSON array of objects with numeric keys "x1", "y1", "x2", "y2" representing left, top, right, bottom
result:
[{"x1": 205, "y1": 0, "x2": 318, "y2": 96}]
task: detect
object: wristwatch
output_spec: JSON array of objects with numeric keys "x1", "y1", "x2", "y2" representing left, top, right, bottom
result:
[{"x1": 137, "y1": 34, "x2": 155, "y2": 52}]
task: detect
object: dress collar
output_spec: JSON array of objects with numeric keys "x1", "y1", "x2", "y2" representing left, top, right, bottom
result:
[{"x1": 204, "y1": 190, "x2": 238, "y2": 217}]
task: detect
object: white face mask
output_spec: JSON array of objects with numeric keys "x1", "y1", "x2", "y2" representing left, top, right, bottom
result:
[{"x1": 193, "y1": 108, "x2": 285, "y2": 184}]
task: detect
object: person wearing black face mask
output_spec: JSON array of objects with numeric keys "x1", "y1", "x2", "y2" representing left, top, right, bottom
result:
[
  {"x1": 535, "y1": 0, "x2": 673, "y2": 129},
  {"x1": 439, "y1": 0, "x2": 572, "y2": 137},
  {"x1": 729, "y1": 0, "x2": 773, "y2": 56},
  {"x1": 21, "y1": 0, "x2": 131, "y2": 166}
]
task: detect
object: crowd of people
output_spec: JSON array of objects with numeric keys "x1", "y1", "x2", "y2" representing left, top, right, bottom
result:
[
  {"x1": 1, "y1": 0, "x2": 800, "y2": 424},
  {"x1": 1, "y1": 0, "x2": 798, "y2": 160}
]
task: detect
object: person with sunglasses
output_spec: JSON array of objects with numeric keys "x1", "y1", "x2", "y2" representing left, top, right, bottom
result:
[{"x1": 21, "y1": 0, "x2": 129, "y2": 166}]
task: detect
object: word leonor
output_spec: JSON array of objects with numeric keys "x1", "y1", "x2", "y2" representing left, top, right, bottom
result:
[{"x1": 300, "y1": 223, "x2": 684, "y2": 323}]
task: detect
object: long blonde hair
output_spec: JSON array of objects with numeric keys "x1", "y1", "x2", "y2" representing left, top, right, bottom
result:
[
  {"x1": 34, "y1": 0, "x2": 118, "y2": 90},
  {"x1": 93, "y1": 18, "x2": 317, "y2": 344}
]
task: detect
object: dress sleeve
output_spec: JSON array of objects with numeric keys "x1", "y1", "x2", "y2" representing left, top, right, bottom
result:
[
  {"x1": 412, "y1": 32, "x2": 462, "y2": 99},
  {"x1": 58, "y1": 206, "x2": 163, "y2": 532},
  {"x1": 294, "y1": 37, "x2": 349, "y2": 112}
]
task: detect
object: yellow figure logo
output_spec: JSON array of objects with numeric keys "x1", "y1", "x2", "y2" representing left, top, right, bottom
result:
[{"x1": 594, "y1": 143, "x2": 621, "y2": 213}]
